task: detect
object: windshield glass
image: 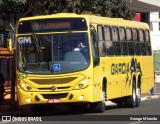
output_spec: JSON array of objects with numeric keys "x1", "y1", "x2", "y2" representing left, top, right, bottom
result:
[{"x1": 17, "y1": 32, "x2": 90, "y2": 74}]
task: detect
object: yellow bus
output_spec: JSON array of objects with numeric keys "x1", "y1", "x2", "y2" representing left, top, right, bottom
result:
[{"x1": 9, "y1": 13, "x2": 154, "y2": 114}]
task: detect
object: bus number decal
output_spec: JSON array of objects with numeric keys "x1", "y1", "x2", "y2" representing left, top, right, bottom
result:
[{"x1": 17, "y1": 73, "x2": 28, "y2": 79}]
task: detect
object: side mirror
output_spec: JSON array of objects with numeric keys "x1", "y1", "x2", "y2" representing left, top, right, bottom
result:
[{"x1": 7, "y1": 38, "x2": 13, "y2": 52}]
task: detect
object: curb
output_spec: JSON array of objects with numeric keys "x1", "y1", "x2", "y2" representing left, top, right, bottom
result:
[{"x1": 141, "y1": 94, "x2": 160, "y2": 101}]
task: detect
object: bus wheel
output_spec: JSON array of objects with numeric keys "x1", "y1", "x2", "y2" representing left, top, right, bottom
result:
[
  {"x1": 126, "y1": 79, "x2": 136, "y2": 108},
  {"x1": 136, "y1": 86, "x2": 141, "y2": 107},
  {"x1": 91, "y1": 86, "x2": 106, "y2": 113}
]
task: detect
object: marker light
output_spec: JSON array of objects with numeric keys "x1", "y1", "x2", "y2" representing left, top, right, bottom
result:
[
  {"x1": 78, "y1": 95, "x2": 84, "y2": 100},
  {"x1": 26, "y1": 98, "x2": 31, "y2": 103}
]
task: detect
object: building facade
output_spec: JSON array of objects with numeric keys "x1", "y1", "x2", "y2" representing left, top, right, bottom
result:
[{"x1": 125, "y1": 0, "x2": 160, "y2": 51}]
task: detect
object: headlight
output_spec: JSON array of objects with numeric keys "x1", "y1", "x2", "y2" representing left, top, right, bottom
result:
[
  {"x1": 19, "y1": 81, "x2": 33, "y2": 91},
  {"x1": 74, "y1": 79, "x2": 88, "y2": 89}
]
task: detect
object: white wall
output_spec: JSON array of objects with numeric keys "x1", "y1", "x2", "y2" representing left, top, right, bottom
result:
[
  {"x1": 150, "y1": 12, "x2": 160, "y2": 51},
  {"x1": 138, "y1": 0, "x2": 160, "y2": 7}
]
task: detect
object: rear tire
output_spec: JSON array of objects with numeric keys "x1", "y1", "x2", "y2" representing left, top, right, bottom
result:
[
  {"x1": 126, "y1": 79, "x2": 137, "y2": 108},
  {"x1": 136, "y1": 86, "x2": 141, "y2": 107}
]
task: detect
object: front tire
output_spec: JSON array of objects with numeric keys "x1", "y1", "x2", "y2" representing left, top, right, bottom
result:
[{"x1": 91, "y1": 85, "x2": 106, "y2": 113}]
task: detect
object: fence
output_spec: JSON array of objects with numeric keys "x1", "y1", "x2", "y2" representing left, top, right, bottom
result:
[{"x1": 0, "y1": 53, "x2": 16, "y2": 110}]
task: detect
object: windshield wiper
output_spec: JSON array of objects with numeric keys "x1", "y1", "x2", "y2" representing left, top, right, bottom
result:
[
  {"x1": 58, "y1": 31, "x2": 71, "y2": 49},
  {"x1": 32, "y1": 33, "x2": 41, "y2": 53}
]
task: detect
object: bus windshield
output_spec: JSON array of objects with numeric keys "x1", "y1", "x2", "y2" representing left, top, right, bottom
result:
[{"x1": 17, "y1": 32, "x2": 90, "y2": 74}]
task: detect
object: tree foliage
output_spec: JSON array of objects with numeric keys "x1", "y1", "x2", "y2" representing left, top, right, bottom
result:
[{"x1": 0, "y1": 0, "x2": 136, "y2": 22}]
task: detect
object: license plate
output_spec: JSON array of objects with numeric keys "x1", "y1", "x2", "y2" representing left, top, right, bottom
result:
[{"x1": 48, "y1": 99, "x2": 61, "y2": 103}]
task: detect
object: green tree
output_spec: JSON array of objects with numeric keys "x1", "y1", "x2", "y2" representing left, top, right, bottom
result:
[
  {"x1": 0, "y1": 0, "x2": 26, "y2": 20},
  {"x1": 0, "y1": 0, "x2": 136, "y2": 22},
  {"x1": 64, "y1": 0, "x2": 136, "y2": 19}
]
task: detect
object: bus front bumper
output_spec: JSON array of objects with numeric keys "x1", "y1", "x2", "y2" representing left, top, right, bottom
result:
[{"x1": 17, "y1": 85, "x2": 94, "y2": 106}]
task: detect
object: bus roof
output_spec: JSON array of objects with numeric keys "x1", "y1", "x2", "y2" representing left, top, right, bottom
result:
[{"x1": 18, "y1": 13, "x2": 149, "y2": 30}]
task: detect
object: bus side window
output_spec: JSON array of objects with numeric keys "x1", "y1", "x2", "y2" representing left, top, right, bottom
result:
[
  {"x1": 139, "y1": 29, "x2": 146, "y2": 56},
  {"x1": 145, "y1": 30, "x2": 152, "y2": 55},
  {"x1": 97, "y1": 25, "x2": 105, "y2": 57},
  {"x1": 127, "y1": 28, "x2": 134, "y2": 55},
  {"x1": 133, "y1": 29, "x2": 140, "y2": 56},
  {"x1": 112, "y1": 27, "x2": 120, "y2": 56},
  {"x1": 104, "y1": 26, "x2": 114, "y2": 56},
  {"x1": 120, "y1": 28, "x2": 128, "y2": 55}
]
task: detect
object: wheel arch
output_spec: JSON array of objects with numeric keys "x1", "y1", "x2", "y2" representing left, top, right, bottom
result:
[
  {"x1": 102, "y1": 77, "x2": 107, "y2": 91},
  {"x1": 137, "y1": 74, "x2": 141, "y2": 90}
]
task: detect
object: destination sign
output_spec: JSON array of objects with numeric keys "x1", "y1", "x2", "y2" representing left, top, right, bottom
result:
[
  {"x1": 34, "y1": 22, "x2": 71, "y2": 30},
  {"x1": 18, "y1": 18, "x2": 87, "y2": 33}
]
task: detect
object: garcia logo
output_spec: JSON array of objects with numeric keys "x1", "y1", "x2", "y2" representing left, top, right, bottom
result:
[{"x1": 18, "y1": 36, "x2": 32, "y2": 44}]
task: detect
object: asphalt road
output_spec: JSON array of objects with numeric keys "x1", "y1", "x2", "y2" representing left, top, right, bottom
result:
[
  {"x1": 40, "y1": 99, "x2": 160, "y2": 124},
  {"x1": 1, "y1": 98, "x2": 160, "y2": 124},
  {"x1": 39, "y1": 99, "x2": 160, "y2": 118}
]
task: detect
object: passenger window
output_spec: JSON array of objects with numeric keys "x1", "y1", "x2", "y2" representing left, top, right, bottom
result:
[
  {"x1": 126, "y1": 28, "x2": 132, "y2": 41},
  {"x1": 115, "y1": 42, "x2": 121, "y2": 56},
  {"x1": 145, "y1": 30, "x2": 152, "y2": 55},
  {"x1": 97, "y1": 25, "x2": 105, "y2": 57},
  {"x1": 135, "y1": 42, "x2": 141, "y2": 55},
  {"x1": 139, "y1": 29, "x2": 146, "y2": 55},
  {"x1": 128, "y1": 42, "x2": 134, "y2": 55},
  {"x1": 104, "y1": 26, "x2": 114, "y2": 56},
  {"x1": 119, "y1": 28, "x2": 125, "y2": 41},
  {"x1": 146, "y1": 43, "x2": 152, "y2": 55},
  {"x1": 133, "y1": 29, "x2": 138, "y2": 41},
  {"x1": 120, "y1": 28, "x2": 128, "y2": 55},
  {"x1": 141, "y1": 43, "x2": 146, "y2": 55},
  {"x1": 126, "y1": 28, "x2": 134, "y2": 55},
  {"x1": 145, "y1": 30, "x2": 149, "y2": 42},
  {"x1": 112, "y1": 27, "x2": 120, "y2": 55},
  {"x1": 98, "y1": 41, "x2": 105, "y2": 57},
  {"x1": 104, "y1": 26, "x2": 111, "y2": 41},
  {"x1": 112, "y1": 27, "x2": 119, "y2": 42},
  {"x1": 97, "y1": 25, "x2": 104, "y2": 41},
  {"x1": 121, "y1": 42, "x2": 128, "y2": 55},
  {"x1": 139, "y1": 30, "x2": 144, "y2": 42}
]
